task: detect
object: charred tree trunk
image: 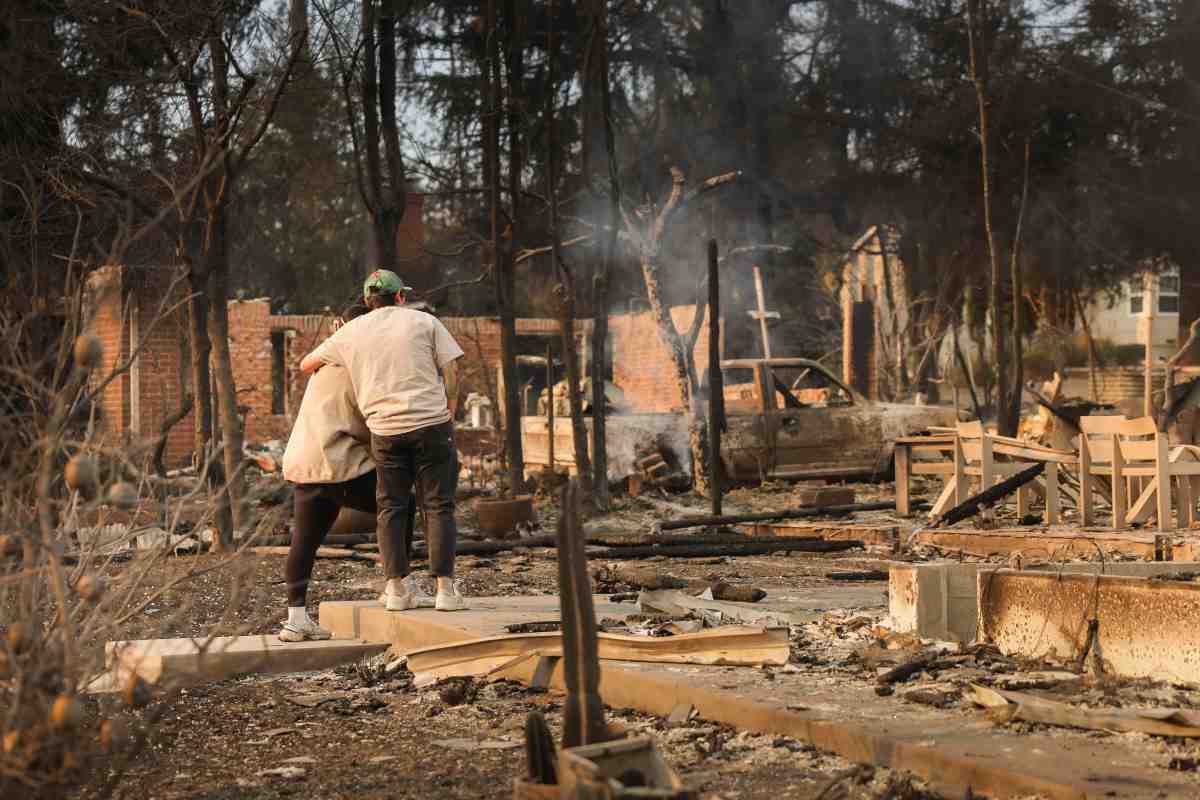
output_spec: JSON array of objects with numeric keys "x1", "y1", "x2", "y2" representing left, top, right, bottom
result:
[
  {"x1": 360, "y1": 0, "x2": 405, "y2": 270},
  {"x1": 546, "y1": 0, "x2": 591, "y2": 487},
  {"x1": 581, "y1": 0, "x2": 616, "y2": 508},
  {"x1": 205, "y1": 31, "x2": 244, "y2": 545},
  {"x1": 184, "y1": 250, "x2": 234, "y2": 542},
  {"x1": 967, "y1": 0, "x2": 1015, "y2": 435},
  {"x1": 621, "y1": 168, "x2": 736, "y2": 495},
  {"x1": 496, "y1": 0, "x2": 526, "y2": 495},
  {"x1": 639, "y1": 252, "x2": 709, "y2": 495}
]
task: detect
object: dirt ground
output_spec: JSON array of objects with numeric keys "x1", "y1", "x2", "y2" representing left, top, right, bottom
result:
[
  {"x1": 85, "y1": 535, "x2": 934, "y2": 800},
  {"x1": 73, "y1": 483, "x2": 1200, "y2": 799}
]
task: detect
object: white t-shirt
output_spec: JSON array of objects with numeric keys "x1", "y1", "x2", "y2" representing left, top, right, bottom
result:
[
  {"x1": 281, "y1": 366, "x2": 374, "y2": 484},
  {"x1": 309, "y1": 306, "x2": 465, "y2": 436}
]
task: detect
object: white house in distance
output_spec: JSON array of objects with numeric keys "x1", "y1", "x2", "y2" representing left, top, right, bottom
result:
[{"x1": 1084, "y1": 266, "x2": 1180, "y2": 361}]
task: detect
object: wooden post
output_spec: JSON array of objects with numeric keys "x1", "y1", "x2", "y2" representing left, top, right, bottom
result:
[
  {"x1": 953, "y1": 435, "x2": 968, "y2": 504},
  {"x1": 1141, "y1": 280, "x2": 1155, "y2": 417},
  {"x1": 748, "y1": 265, "x2": 779, "y2": 360},
  {"x1": 546, "y1": 342, "x2": 555, "y2": 474},
  {"x1": 1155, "y1": 431, "x2": 1172, "y2": 532},
  {"x1": 1045, "y1": 461, "x2": 1060, "y2": 524},
  {"x1": 708, "y1": 240, "x2": 723, "y2": 517},
  {"x1": 1079, "y1": 434, "x2": 1094, "y2": 527},
  {"x1": 1112, "y1": 433, "x2": 1126, "y2": 529},
  {"x1": 894, "y1": 443, "x2": 911, "y2": 517}
]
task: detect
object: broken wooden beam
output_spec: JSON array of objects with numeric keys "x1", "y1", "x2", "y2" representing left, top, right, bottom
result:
[
  {"x1": 930, "y1": 463, "x2": 1044, "y2": 528},
  {"x1": 654, "y1": 501, "x2": 920, "y2": 532},
  {"x1": 405, "y1": 626, "x2": 789, "y2": 684},
  {"x1": 968, "y1": 684, "x2": 1200, "y2": 738},
  {"x1": 103, "y1": 635, "x2": 388, "y2": 687}
]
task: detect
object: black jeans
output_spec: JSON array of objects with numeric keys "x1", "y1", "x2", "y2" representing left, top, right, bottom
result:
[
  {"x1": 286, "y1": 474, "x2": 419, "y2": 606},
  {"x1": 371, "y1": 421, "x2": 458, "y2": 578}
]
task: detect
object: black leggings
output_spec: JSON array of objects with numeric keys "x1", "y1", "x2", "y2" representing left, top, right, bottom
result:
[{"x1": 285, "y1": 471, "x2": 417, "y2": 606}]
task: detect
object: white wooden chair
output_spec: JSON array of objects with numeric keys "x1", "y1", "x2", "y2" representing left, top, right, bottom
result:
[
  {"x1": 948, "y1": 421, "x2": 1063, "y2": 524},
  {"x1": 1078, "y1": 415, "x2": 1200, "y2": 531}
]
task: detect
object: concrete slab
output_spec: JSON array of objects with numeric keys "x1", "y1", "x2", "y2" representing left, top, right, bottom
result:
[
  {"x1": 105, "y1": 635, "x2": 389, "y2": 685},
  {"x1": 320, "y1": 589, "x2": 886, "y2": 653},
  {"x1": 325, "y1": 593, "x2": 1191, "y2": 798},
  {"x1": 911, "y1": 527, "x2": 1195, "y2": 561},
  {"x1": 978, "y1": 569, "x2": 1200, "y2": 684},
  {"x1": 889, "y1": 560, "x2": 1200, "y2": 643},
  {"x1": 319, "y1": 595, "x2": 639, "y2": 652}
]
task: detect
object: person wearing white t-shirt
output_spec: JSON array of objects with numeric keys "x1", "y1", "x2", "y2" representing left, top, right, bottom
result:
[{"x1": 299, "y1": 270, "x2": 467, "y2": 612}]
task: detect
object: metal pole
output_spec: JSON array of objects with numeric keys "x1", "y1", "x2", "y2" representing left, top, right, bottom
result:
[
  {"x1": 708, "y1": 240, "x2": 723, "y2": 516},
  {"x1": 546, "y1": 342, "x2": 555, "y2": 474}
]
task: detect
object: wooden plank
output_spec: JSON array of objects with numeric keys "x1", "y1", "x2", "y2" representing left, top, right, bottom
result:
[
  {"x1": 103, "y1": 636, "x2": 389, "y2": 686},
  {"x1": 1046, "y1": 462, "x2": 1060, "y2": 524},
  {"x1": 911, "y1": 528, "x2": 1196, "y2": 561},
  {"x1": 1079, "y1": 415, "x2": 1130, "y2": 435},
  {"x1": 968, "y1": 684, "x2": 1200, "y2": 738},
  {"x1": 928, "y1": 479, "x2": 957, "y2": 518},
  {"x1": 405, "y1": 627, "x2": 790, "y2": 683},
  {"x1": 1126, "y1": 478, "x2": 1158, "y2": 526}
]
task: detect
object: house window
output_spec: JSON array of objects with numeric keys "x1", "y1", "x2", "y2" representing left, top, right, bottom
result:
[
  {"x1": 1159, "y1": 269, "x2": 1180, "y2": 313},
  {"x1": 1129, "y1": 268, "x2": 1181, "y2": 314}
]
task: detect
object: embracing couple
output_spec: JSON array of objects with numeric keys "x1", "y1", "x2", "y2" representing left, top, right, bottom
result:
[{"x1": 277, "y1": 269, "x2": 467, "y2": 641}]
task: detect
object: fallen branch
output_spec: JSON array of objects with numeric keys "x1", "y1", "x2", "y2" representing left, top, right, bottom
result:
[
  {"x1": 248, "y1": 546, "x2": 380, "y2": 563},
  {"x1": 585, "y1": 540, "x2": 860, "y2": 560},
  {"x1": 932, "y1": 463, "x2": 1044, "y2": 529},
  {"x1": 877, "y1": 653, "x2": 937, "y2": 686}
]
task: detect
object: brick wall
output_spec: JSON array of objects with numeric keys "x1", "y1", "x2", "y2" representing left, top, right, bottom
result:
[
  {"x1": 130, "y1": 267, "x2": 192, "y2": 464},
  {"x1": 88, "y1": 265, "x2": 192, "y2": 465},
  {"x1": 610, "y1": 305, "x2": 709, "y2": 412},
  {"x1": 87, "y1": 265, "x2": 128, "y2": 441},
  {"x1": 88, "y1": 265, "x2": 702, "y2": 467}
]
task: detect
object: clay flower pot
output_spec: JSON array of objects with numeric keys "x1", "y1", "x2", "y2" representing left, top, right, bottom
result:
[{"x1": 474, "y1": 495, "x2": 535, "y2": 539}]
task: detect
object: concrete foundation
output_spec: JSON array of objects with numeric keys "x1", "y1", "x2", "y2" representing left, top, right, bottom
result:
[
  {"x1": 978, "y1": 570, "x2": 1200, "y2": 684},
  {"x1": 324, "y1": 594, "x2": 1193, "y2": 798},
  {"x1": 889, "y1": 560, "x2": 1200, "y2": 643}
]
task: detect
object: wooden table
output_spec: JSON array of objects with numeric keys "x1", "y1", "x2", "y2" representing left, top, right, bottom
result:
[{"x1": 894, "y1": 434, "x2": 1076, "y2": 518}]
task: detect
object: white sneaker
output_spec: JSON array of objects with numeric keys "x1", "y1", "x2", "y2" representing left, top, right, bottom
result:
[
  {"x1": 379, "y1": 589, "x2": 418, "y2": 611},
  {"x1": 402, "y1": 575, "x2": 436, "y2": 608},
  {"x1": 279, "y1": 618, "x2": 332, "y2": 642},
  {"x1": 435, "y1": 581, "x2": 468, "y2": 612},
  {"x1": 378, "y1": 576, "x2": 434, "y2": 610}
]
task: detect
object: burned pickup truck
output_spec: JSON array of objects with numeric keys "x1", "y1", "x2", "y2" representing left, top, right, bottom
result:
[{"x1": 719, "y1": 358, "x2": 956, "y2": 482}]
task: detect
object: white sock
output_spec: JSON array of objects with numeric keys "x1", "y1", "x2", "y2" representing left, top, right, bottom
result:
[
  {"x1": 287, "y1": 606, "x2": 308, "y2": 626},
  {"x1": 386, "y1": 578, "x2": 406, "y2": 596},
  {"x1": 436, "y1": 576, "x2": 455, "y2": 594}
]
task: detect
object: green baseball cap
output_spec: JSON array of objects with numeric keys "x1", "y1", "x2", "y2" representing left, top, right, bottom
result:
[{"x1": 363, "y1": 268, "x2": 413, "y2": 299}]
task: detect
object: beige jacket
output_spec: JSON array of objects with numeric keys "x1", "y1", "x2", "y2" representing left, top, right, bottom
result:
[
  {"x1": 310, "y1": 305, "x2": 464, "y2": 436},
  {"x1": 281, "y1": 365, "x2": 374, "y2": 484}
]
